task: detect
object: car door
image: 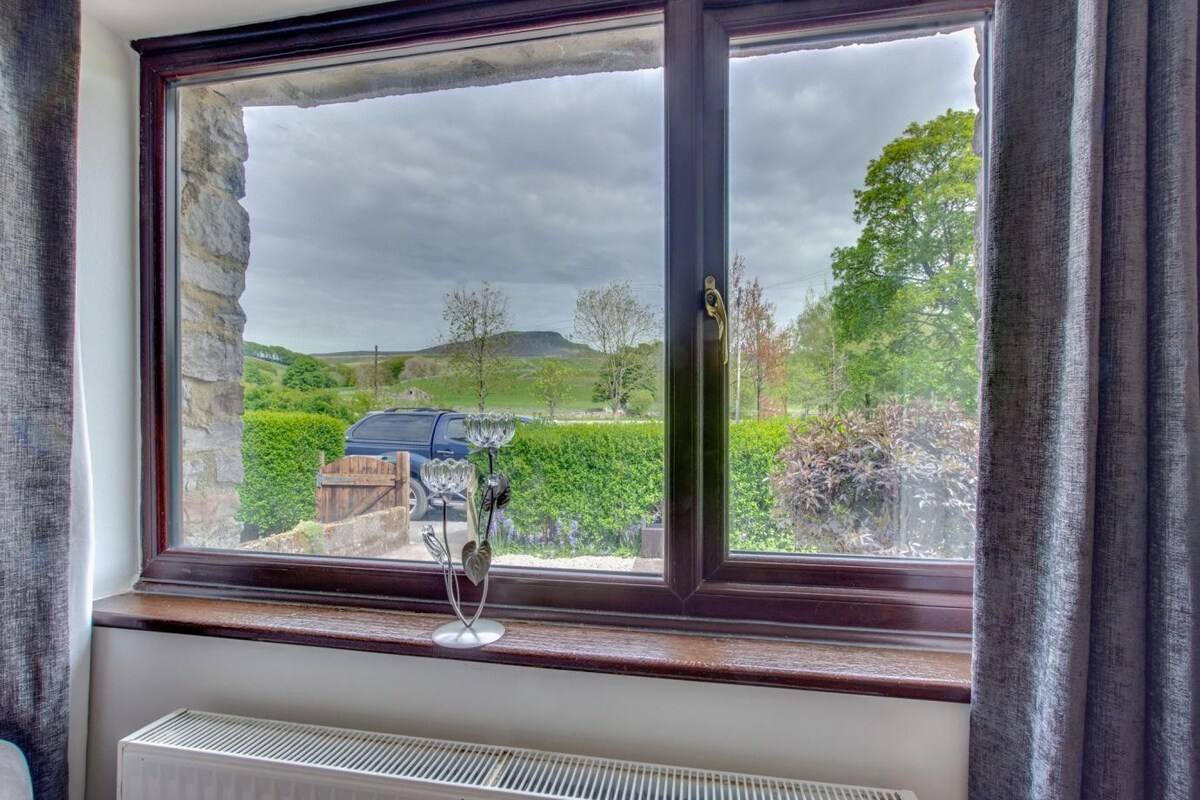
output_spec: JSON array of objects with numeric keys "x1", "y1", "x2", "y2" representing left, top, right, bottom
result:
[{"x1": 433, "y1": 414, "x2": 471, "y2": 459}]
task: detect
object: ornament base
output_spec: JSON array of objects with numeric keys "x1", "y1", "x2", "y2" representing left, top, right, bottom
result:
[{"x1": 431, "y1": 618, "x2": 505, "y2": 649}]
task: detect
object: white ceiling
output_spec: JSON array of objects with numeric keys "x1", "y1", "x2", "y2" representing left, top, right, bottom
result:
[{"x1": 84, "y1": 0, "x2": 375, "y2": 41}]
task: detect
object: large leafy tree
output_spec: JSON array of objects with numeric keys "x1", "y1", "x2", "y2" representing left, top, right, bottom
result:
[
  {"x1": 281, "y1": 355, "x2": 334, "y2": 391},
  {"x1": 831, "y1": 109, "x2": 981, "y2": 409},
  {"x1": 786, "y1": 288, "x2": 847, "y2": 413}
]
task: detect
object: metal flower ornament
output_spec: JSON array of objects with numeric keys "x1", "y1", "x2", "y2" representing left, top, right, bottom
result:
[{"x1": 420, "y1": 413, "x2": 517, "y2": 648}]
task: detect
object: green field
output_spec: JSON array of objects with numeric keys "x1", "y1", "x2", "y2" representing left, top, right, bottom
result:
[
  {"x1": 341, "y1": 354, "x2": 628, "y2": 415},
  {"x1": 246, "y1": 347, "x2": 665, "y2": 419}
]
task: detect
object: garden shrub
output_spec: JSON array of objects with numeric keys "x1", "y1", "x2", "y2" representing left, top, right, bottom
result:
[
  {"x1": 238, "y1": 411, "x2": 346, "y2": 537},
  {"x1": 771, "y1": 400, "x2": 976, "y2": 558}
]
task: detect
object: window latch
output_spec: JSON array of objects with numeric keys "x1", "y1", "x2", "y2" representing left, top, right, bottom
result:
[{"x1": 703, "y1": 276, "x2": 728, "y2": 365}]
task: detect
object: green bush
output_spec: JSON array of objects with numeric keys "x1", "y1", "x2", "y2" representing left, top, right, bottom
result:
[
  {"x1": 238, "y1": 411, "x2": 347, "y2": 537},
  {"x1": 729, "y1": 418, "x2": 794, "y2": 551},
  {"x1": 243, "y1": 384, "x2": 372, "y2": 425},
  {"x1": 625, "y1": 388, "x2": 655, "y2": 417},
  {"x1": 243, "y1": 360, "x2": 275, "y2": 386}
]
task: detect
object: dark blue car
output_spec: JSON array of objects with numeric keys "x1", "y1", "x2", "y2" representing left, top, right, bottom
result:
[{"x1": 343, "y1": 409, "x2": 472, "y2": 519}]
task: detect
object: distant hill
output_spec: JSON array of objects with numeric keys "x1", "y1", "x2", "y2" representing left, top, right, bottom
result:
[
  {"x1": 417, "y1": 331, "x2": 595, "y2": 358},
  {"x1": 314, "y1": 331, "x2": 597, "y2": 360}
]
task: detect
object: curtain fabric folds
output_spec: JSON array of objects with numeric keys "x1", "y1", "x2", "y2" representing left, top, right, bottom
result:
[
  {"x1": 0, "y1": 1, "x2": 81, "y2": 797},
  {"x1": 971, "y1": 1, "x2": 1198, "y2": 799}
]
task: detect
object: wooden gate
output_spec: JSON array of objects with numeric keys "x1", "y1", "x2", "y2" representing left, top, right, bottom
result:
[{"x1": 316, "y1": 452, "x2": 410, "y2": 524}]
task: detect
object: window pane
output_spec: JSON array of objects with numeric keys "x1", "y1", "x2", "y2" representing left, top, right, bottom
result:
[
  {"x1": 175, "y1": 21, "x2": 665, "y2": 574},
  {"x1": 444, "y1": 418, "x2": 467, "y2": 442},
  {"x1": 352, "y1": 414, "x2": 436, "y2": 443},
  {"x1": 726, "y1": 25, "x2": 983, "y2": 559}
]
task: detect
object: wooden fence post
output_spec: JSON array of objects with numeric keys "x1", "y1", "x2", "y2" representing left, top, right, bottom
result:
[{"x1": 395, "y1": 452, "x2": 410, "y2": 522}]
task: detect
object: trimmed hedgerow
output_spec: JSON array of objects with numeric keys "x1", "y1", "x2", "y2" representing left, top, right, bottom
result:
[
  {"x1": 489, "y1": 422, "x2": 664, "y2": 555},
  {"x1": 728, "y1": 418, "x2": 794, "y2": 551},
  {"x1": 238, "y1": 411, "x2": 346, "y2": 537},
  {"x1": 483, "y1": 419, "x2": 791, "y2": 556}
]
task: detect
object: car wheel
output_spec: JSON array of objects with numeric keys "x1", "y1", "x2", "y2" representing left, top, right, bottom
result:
[{"x1": 408, "y1": 480, "x2": 429, "y2": 521}]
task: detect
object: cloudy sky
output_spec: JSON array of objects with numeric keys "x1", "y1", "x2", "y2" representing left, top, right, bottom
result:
[{"x1": 238, "y1": 25, "x2": 978, "y2": 354}]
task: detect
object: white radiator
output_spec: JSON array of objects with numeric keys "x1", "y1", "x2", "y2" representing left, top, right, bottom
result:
[{"x1": 118, "y1": 709, "x2": 918, "y2": 800}]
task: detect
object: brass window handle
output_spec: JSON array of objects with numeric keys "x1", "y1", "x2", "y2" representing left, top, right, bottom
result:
[{"x1": 704, "y1": 276, "x2": 728, "y2": 365}]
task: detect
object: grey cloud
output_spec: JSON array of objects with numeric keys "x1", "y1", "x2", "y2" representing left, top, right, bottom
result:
[
  {"x1": 236, "y1": 27, "x2": 976, "y2": 353},
  {"x1": 728, "y1": 28, "x2": 978, "y2": 315}
]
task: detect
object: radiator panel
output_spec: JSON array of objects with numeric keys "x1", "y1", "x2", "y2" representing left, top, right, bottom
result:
[{"x1": 119, "y1": 710, "x2": 918, "y2": 800}]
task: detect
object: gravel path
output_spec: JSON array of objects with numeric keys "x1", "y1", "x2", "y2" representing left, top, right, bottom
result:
[
  {"x1": 492, "y1": 554, "x2": 656, "y2": 572},
  {"x1": 382, "y1": 520, "x2": 660, "y2": 573}
]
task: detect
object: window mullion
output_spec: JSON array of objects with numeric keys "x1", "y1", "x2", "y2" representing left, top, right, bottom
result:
[{"x1": 663, "y1": 0, "x2": 728, "y2": 600}]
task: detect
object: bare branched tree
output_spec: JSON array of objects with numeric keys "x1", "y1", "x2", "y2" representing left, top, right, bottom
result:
[
  {"x1": 442, "y1": 281, "x2": 511, "y2": 411},
  {"x1": 574, "y1": 280, "x2": 659, "y2": 418}
]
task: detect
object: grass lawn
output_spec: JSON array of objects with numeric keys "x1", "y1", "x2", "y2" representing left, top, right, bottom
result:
[{"x1": 323, "y1": 354, "x2": 664, "y2": 417}]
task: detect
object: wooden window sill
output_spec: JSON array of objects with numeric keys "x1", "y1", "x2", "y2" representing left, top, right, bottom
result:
[{"x1": 93, "y1": 593, "x2": 971, "y2": 703}]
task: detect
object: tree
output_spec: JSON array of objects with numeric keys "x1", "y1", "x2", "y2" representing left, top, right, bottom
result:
[
  {"x1": 740, "y1": 278, "x2": 789, "y2": 417},
  {"x1": 786, "y1": 288, "x2": 847, "y2": 413},
  {"x1": 383, "y1": 356, "x2": 407, "y2": 383},
  {"x1": 243, "y1": 360, "x2": 274, "y2": 386},
  {"x1": 281, "y1": 355, "x2": 334, "y2": 391},
  {"x1": 574, "y1": 280, "x2": 659, "y2": 417},
  {"x1": 531, "y1": 359, "x2": 571, "y2": 419},
  {"x1": 728, "y1": 252, "x2": 748, "y2": 421},
  {"x1": 591, "y1": 343, "x2": 658, "y2": 415},
  {"x1": 442, "y1": 282, "x2": 511, "y2": 410},
  {"x1": 830, "y1": 109, "x2": 981, "y2": 409}
]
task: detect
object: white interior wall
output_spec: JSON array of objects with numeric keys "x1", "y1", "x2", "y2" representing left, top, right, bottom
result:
[
  {"x1": 78, "y1": 12, "x2": 139, "y2": 601},
  {"x1": 87, "y1": 629, "x2": 969, "y2": 800},
  {"x1": 75, "y1": 9, "x2": 970, "y2": 800}
]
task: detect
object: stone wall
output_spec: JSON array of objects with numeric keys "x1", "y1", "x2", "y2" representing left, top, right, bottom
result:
[
  {"x1": 236, "y1": 506, "x2": 410, "y2": 558},
  {"x1": 178, "y1": 86, "x2": 250, "y2": 549}
]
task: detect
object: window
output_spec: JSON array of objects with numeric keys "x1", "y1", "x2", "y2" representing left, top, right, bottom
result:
[
  {"x1": 351, "y1": 416, "x2": 437, "y2": 444},
  {"x1": 443, "y1": 418, "x2": 468, "y2": 443},
  {"x1": 140, "y1": 0, "x2": 990, "y2": 643}
]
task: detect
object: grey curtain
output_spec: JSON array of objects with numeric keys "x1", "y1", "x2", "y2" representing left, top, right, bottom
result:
[
  {"x1": 0, "y1": 1, "x2": 81, "y2": 798},
  {"x1": 971, "y1": 1, "x2": 1198, "y2": 799}
]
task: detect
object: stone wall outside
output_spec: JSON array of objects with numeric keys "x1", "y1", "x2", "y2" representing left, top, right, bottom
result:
[
  {"x1": 236, "y1": 506, "x2": 410, "y2": 558},
  {"x1": 178, "y1": 86, "x2": 250, "y2": 549}
]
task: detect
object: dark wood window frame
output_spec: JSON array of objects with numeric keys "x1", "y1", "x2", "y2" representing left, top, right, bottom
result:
[{"x1": 136, "y1": 0, "x2": 991, "y2": 650}]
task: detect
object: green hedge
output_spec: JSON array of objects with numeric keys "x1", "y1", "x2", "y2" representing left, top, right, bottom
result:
[
  {"x1": 729, "y1": 418, "x2": 793, "y2": 551},
  {"x1": 238, "y1": 411, "x2": 347, "y2": 537},
  {"x1": 491, "y1": 422, "x2": 664, "y2": 555},
  {"x1": 487, "y1": 420, "x2": 790, "y2": 555}
]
